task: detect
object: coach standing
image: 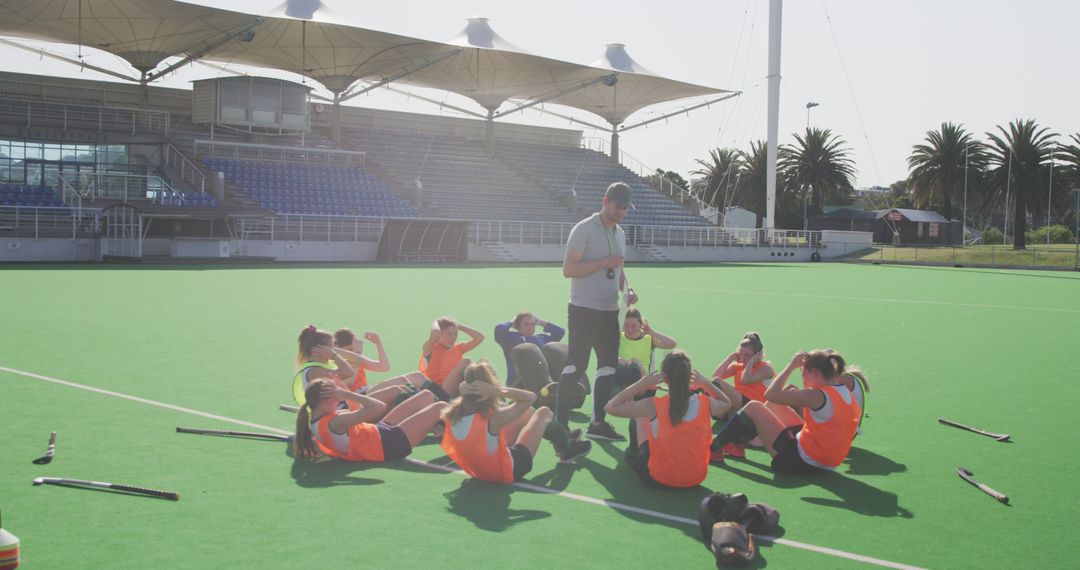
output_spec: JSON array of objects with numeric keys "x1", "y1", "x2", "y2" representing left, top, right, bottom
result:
[{"x1": 555, "y1": 182, "x2": 638, "y2": 428}]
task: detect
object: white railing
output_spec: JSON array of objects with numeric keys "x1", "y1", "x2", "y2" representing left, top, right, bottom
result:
[
  {"x1": 194, "y1": 140, "x2": 365, "y2": 167},
  {"x1": 226, "y1": 213, "x2": 821, "y2": 250},
  {"x1": 0, "y1": 205, "x2": 101, "y2": 239},
  {"x1": 167, "y1": 144, "x2": 207, "y2": 194},
  {"x1": 472, "y1": 219, "x2": 819, "y2": 248},
  {"x1": 0, "y1": 97, "x2": 169, "y2": 134}
]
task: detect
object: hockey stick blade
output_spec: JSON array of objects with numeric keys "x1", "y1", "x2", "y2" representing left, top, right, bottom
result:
[{"x1": 32, "y1": 431, "x2": 57, "y2": 464}]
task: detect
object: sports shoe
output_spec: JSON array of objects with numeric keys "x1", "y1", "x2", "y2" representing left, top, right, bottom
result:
[
  {"x1": 709, "y1": 449, "x2": 726, "y2": 466},
  {"x1": 722, "y1": 442, "x2": 746, "y2": 459},
  {"x1": 586, "y1": 421, "x2": 626, "y2": 442},
  {"x1": 558, "y1": 439, "x2": 592, "y2": 464}
]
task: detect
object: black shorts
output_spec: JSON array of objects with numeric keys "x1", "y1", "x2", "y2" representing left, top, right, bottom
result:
[
  {"x1": 770, "y1": 425, "x2": 821, "y2": 475},
  {"x1": 377, "y1": 422, "x2": 413, "y2": 461},
  {"x1": 627, "y1": 441, "x2": 661, "y2": 487},
  {"x1": 509, "y1": 443, "x2": 534, "y2": 481}
]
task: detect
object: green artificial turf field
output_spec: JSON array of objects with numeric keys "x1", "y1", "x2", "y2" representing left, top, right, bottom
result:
[{"x1": 3, "y1": 262, "x2": 1079, "y2": 569}]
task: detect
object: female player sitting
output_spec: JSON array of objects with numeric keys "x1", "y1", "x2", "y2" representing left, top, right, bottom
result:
[
  {"x1": 709, "y1": 350, "x2": 866, "y2": 474},
  {"x1": 605, "y1": 351, "x2": 731, "y2": 488},
  {"x1": 418, "y1": 316, "x2": 485, "y2": 401},
  {"x1": 294, "y1": 378, "x2": 447, "y2": 461},
  {"x1": 441, "y1": 361, "x2": 592, "y2": 481},
  {"x1": 710, "y1": 332, "x2": 775, "y2": 457},
  {"x1": 292, "y1": 326, "x2": 412, "y2": 409}
]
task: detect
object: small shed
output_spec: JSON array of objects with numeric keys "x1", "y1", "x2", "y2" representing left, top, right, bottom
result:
[{"x1": 873, "y1": 209, "x2": 952, "y2": 245}]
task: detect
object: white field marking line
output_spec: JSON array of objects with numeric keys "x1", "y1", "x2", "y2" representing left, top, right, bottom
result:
[
  {"x1": 439, "y1": 274, "x2": 1080, "y2": 315},
  {"x1": 3, "y1": 366, "x2": 925, "y2": 570}
]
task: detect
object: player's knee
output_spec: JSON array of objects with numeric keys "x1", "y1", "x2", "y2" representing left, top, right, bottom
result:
[{"x1": 534, "y1": 406, "x2": 554, "y2": 422}]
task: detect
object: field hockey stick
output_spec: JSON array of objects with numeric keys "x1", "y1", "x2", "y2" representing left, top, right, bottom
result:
[
  {"x1": 33, "y1": 477, "x2": 179, "y2": 501},
  {"x1": 956, "y1": 467, "x2": 1009, "y2": 504},
  {"x1": 279, "y1": 404, "x2": 299, "y2": 413},
  {"x1": 937, "y1": 418, "x2": 1011, "y2": 442},
  {"x1": 32, "y1": 432, "x2": 57, "y2": 465},
  {"x1": 176, "y1": 427, "x2": 293, "y2": 443}
]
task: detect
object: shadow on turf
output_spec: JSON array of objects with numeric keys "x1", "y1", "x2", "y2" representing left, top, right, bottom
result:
[
  {"x1": 842, "y1": 446, "x2": 908, "y2": 476},
  {"x1": 719, "y1": 455, "x2": 914, "y2": 519},
  {"x1": 289, "y1": 456, "x2": 387, "y2": 488},
  {"x1": 444, "y1": 479, "x2": 552, "y2": 531}
]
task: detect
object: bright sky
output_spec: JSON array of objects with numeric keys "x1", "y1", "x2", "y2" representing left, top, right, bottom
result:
[{"x1": 2, "y1": 0, "x2": 1078, "y2": 188}]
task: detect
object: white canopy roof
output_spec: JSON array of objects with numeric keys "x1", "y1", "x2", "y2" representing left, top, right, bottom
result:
[
  {"x1": 543, "y1": 44, "x2": 730, "y2": 125},
  {"x1": 0, "y1": 0, "x2": 258, "y2": 73},
  {"x1": 0, "y1": 0, "x2": 736, "y2": 126}
]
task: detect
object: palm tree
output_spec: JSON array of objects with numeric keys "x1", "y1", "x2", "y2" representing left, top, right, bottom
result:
[
  {"x1": 907, "y1": 123, "x2": 987, "y2": 223},
  {"x1": 985, "y1": 119, "x2": 1058, "y2": 249},
  {"x1": 691, "y1": 147, "x2": 741, "y2": 210},
  {"x1": 736, "y1": 140, "x2": 769, "y2": 228},
  {"x1": 779, "y1": 128, "x2": 856, "y2": 225}
]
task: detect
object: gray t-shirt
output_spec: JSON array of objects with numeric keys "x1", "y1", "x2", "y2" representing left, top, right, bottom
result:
[{"x1": 566, "y1": 212, "x2": 625, "y2": 311}]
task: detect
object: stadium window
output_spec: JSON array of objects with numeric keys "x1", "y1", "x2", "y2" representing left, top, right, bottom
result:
[{"x1": 929, "y1": 223, "x2": 939, "y2": 238}]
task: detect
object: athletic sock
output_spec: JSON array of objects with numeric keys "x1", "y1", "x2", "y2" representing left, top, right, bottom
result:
[
  {"x1": 420, "y1": 379, "x2": 451, "y2": 402},
  {"x1": 710, "y1": 411, "x2": 758, "y2": 452}
]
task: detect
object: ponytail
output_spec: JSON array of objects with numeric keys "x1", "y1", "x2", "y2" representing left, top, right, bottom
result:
[
  {"x1": 293, "y1": 379, "x2": 329, "y2": 458},
  {"x1": 806, "y1": 350, "x2": 866, "y2": 389},
  {"x1": 294, "y1": 404, "x2": 318, "y2": 458},
  {"x1": 661, "y1": 351, "x2": 692, "y2": 427}
]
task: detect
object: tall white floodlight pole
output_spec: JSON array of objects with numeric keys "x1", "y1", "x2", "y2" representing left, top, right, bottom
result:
[
  {"x1": 765, "y1": 0, "x2": 783, "y2": 231},
  {"x1": 962, "y1": 144, "x2": 970, "y2": 244},
  {"x1": 1047, "y1": 143, "x2": 1057, "y2": 245},
  {"x1": 1004, "y1": 146, "x2": 1012, "y2": 245}
]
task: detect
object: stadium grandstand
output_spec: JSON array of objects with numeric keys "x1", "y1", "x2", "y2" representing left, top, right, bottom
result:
[{"x1": 0, "y1": 0, "x2": 866, "y2": 263}]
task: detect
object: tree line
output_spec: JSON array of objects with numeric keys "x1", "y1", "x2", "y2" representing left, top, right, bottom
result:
[{"x1": 686, "y1": 120, "x2": 1080, "y2": 249}]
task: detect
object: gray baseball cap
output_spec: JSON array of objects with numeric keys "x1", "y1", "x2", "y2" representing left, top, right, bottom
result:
[{"x1": 604, "y1": 182, "x2": 634, "y2": 209}]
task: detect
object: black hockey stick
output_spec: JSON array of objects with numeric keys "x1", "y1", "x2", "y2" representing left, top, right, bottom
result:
[
  {"x1": 176, "y1": 426, "x2": 293, "y2": 443},
  {"x1": 33, "y1": 476, "x2": 179, "y2": 501}
]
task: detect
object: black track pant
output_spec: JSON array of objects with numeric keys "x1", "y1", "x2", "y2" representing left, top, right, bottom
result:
[{"x1": 556, "y1": 303, "x2": 619, "y2": 427}]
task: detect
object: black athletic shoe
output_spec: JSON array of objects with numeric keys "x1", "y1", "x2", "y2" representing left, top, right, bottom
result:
[
  {"x1": 586, "y1": 421, "x2": 626, "y2": 442},
  {"x1": 557, "y1": 439, "x2": 592, "y2": 464}
]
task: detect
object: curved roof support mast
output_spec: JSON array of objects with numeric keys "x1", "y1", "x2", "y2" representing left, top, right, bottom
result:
[{"x1": 765, "y1": 0, "x2": 782, "y2": 231}]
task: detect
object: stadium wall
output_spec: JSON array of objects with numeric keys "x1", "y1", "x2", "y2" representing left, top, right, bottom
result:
[{"x1": 0, "y1": 238, "x2": 100, "y2": 262}]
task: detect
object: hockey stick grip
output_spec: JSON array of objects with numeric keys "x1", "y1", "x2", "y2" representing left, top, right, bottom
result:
[
  {"x1": 110, "y1": 483, "x2": 180, "y2": 501},
  {"x1": 976, "y1": 483, "x2": 1009, "y2": 504}
]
